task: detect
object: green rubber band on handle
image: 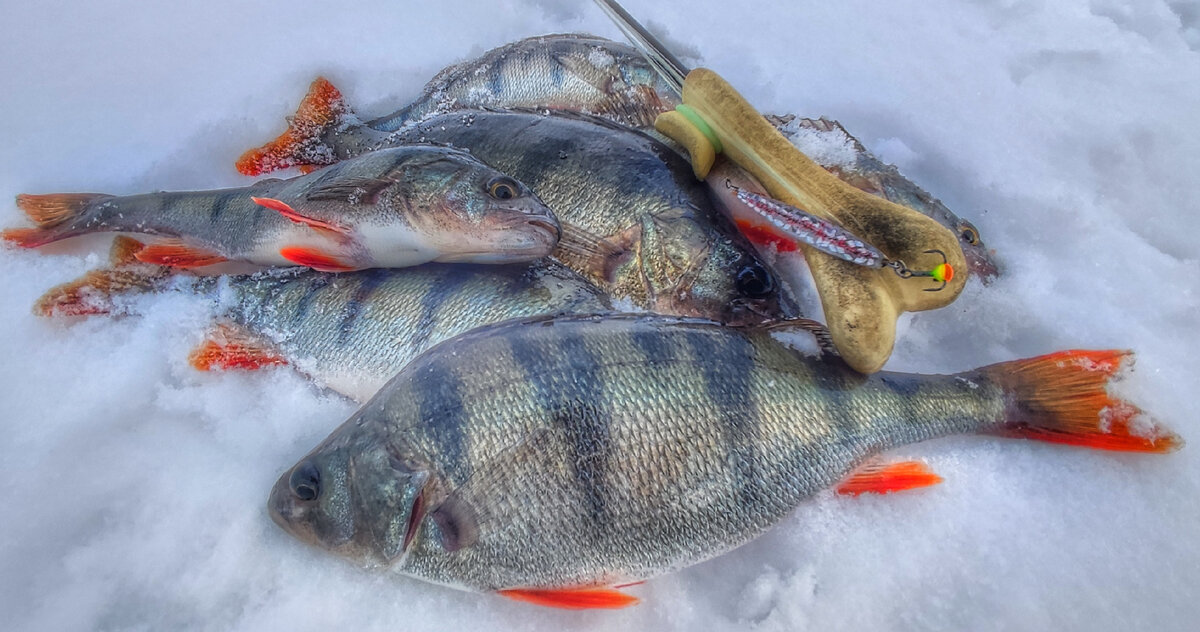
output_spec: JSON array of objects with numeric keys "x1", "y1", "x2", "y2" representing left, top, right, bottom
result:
[{"x1": 675, "y1": 104, "x2": 723, "y2": 154}]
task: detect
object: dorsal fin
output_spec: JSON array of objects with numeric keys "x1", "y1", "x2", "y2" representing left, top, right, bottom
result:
[{"x1": 304, "y1": 176, "x2": 396, "y2": 204}]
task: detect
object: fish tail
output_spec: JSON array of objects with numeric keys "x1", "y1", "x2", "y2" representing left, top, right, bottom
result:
[
  {"x1": 3, "y1": 193, "x2": 112, "y2": 247},
  {"x1": 236, "y1": 76, "x2": 349, "y2": 176},
  {"x1": 979, "y1": 350, "x2": 1182, "y2": 453},
  {"x1": 34, "y1": 237, "x2": 171, "y2": 316}
]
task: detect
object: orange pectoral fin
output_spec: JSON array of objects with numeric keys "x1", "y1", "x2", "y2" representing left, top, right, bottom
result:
[
  {"x1": 134, "y1": 239, "x2": 227, "y2": 268},
  {"x1": 251, "y1": 196, "x2": 349, "y2": 236},
  {"x1": 837, "y1": 460, "x2": 943, "y2": 496},
  {"x1": 279, "y1": 246, "x2": 357, "y2": 272},
  {"x1": 498, "y1": 587, "x2": 640, "y2": 610}
]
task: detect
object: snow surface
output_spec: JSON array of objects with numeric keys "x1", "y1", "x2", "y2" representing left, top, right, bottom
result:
[{"x1": 2, "y1": 1, "x2": 1198, "y2": 630}]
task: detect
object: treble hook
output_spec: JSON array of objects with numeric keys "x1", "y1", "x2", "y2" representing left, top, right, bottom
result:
[{"x1": 885, "y1": 250, "x2": 954, "y2": 291}]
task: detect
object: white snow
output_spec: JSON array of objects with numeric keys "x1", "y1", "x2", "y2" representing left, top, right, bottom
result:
[{"x1": 2, "y1": 1, "x2": 1198, "y2": 630}]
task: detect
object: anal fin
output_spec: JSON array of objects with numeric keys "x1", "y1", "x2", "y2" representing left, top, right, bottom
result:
[
  {"x1": 135, "y1": 238, "x2": 227, "y2": 268},
  {"x1": 837, "y1": 460, "x2": 943, "y2": 496},
  {"x1": 189, "y1": 324, "x2": 286, "y2": 371},
  {"x1": 498, "y1": 587, "x2": 640, "y2": 610}
]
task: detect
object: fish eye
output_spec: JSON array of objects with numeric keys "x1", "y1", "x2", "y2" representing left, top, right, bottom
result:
[
  {"x1": 289, "y1": 461, "x2": 321, "y2": 502},
  {"x1": 959, "y1": 223, "x2": 980, "y2": 246},
  {"x1": 735, "y1": 261, "x2": 775, "y2": 298},
  {"x1": 487, "y1": 177, "x2": 519, "y2": 200}
]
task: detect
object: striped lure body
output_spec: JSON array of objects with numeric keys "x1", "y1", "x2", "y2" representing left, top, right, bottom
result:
[{"x1": 268, "y1": 314, "x2": 1176, "y2": 602}]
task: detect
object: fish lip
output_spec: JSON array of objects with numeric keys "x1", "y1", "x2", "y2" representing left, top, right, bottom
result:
[
  {"x1": 525, "y1": 215, "x2": 562, "y2": 241},
  {"x1": 965, "y1": 250, "x2": 1000, "y2": 285},
  {"x1": 267, "y1": 472, "x2": 306, "y2": 542}
]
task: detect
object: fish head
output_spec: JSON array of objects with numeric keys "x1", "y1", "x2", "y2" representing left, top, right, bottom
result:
[
  {"x1": 268, "y1": 423, "x2": 429, "y2": 569},
  {"x1": 953, "y1": 218, "x2": 999, "y2": 283},
  {"x1": 378, "y1": 148, "x2": 560, "y2": 264},
  {"x1": 630, "y1": 211, "x2": 782, "y2": 324}
]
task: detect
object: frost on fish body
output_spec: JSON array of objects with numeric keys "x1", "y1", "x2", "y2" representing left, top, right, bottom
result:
[{"x1": 366, "y1": 33, "x2": 675, "y2": 132}]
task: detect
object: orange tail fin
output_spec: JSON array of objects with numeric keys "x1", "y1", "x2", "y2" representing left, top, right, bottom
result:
[
  {"x1": 236, "y1": 77, "x2": 348, "y2": 176},
  {"x1": 16, "y1": 193, "x2": 110, "y2": 227},
  {"x1": 3, "y1": 193, "x2": 112, "y2": 247},
  {"x1": 980, "y1": 350, "x2": 1182, "y2": 453}
]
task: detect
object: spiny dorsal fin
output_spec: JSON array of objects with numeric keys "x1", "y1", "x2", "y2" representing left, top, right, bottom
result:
[{"x1": 304, "y1": 176, "x2": 396, "y2": 204}]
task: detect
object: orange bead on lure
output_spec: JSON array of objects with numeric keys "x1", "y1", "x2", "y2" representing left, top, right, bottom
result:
[{"x1": 728, "y1": 182, "x2": 955, "y2": 291}]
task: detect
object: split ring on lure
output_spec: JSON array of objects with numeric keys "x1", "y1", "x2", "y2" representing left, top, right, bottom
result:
[{"x1": 726, "y1": 181, "x2": 954, "y2": 291}]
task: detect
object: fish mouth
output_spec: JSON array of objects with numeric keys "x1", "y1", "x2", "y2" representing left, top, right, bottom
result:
[
  {"x1": 524, "y1": 215, "x2": 561, "y2": 241},
  {"x1": 438, "y1": 209, "x2": 560, "y2": 262},
  {"x1": 267, "y1": 471, "x2": 311, "y2": 545},
  {"x1": 965, "y1": 248, "x2": 1000, "y2": 285}
]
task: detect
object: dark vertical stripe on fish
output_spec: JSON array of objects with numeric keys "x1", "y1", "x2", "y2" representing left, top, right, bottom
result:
[
  {"x1": 335, "y1": 269, "x2": 390, "y2": 345},
  {"x1": 209, "y1": 191, "x2": 239, "y2": 224},
  {"x1": 407, "y1": 268, "x2": 476, "y2": 353},
  {"x1": 683, "y1": 330, "x2": 763, "y2": 508},
  {"x1": 629, "y1": 326, "x2": 680, "y2": 364},
  {"x1": 291, "y1": 273, "x2": 335, "y2": 324},
  {"x1": 550, "y1": 57, "x2": 565, "y2": 88},
  {"x1": 507, "y1": 330, "x2": 612, "y2": 535},
  {"x1": 810, "y1": 360, "x2": 869, "y2": 449},
  {"x1": 487, "y1": 63, "x2": 504, "y2": 97},
  {"x1": 416, "y1": 358, "x2": 470, "y2": 481}
]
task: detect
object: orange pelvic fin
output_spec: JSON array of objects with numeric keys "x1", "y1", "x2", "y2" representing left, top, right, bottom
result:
[
  {"x1": 279, "y1": 246, "x2": 356, "y2": 272},
  {"x1": 134, "y1": 238, "x2": 227, "y2": 268},
  {"x1": 981, "y1": 350, "x2": 1182, "y2": 453},
  {"x1": 497, "y1": 587, "x2": 640, "y2": 610},
  {"x1": 189, "y1": 324, "x2": 286, "y2": 371},
  {"x1": 109, "y1": 235, "x2": 147, "y2": 266},
  {"x1": 251, "y1": 196, "x2": 349, "y2": 235},
  {"x1": 236, "y1": 76, "x2": 348, "y2": 176},
  {"x1": 837, "y1": 461, "x2": 943, "y2": 496}
]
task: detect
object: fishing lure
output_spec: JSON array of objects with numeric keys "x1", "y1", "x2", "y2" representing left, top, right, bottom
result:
[{"x1": 726, "y1": 181, "x2": 954, "y2": 291}]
